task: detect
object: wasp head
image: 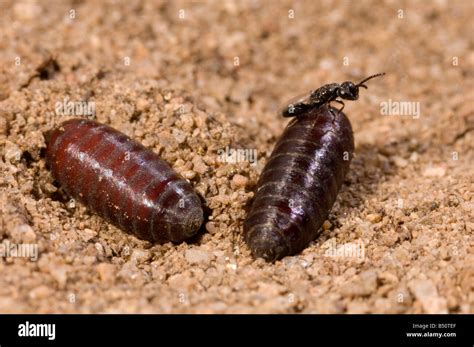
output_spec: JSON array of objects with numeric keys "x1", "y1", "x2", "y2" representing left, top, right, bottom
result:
[{"x1": 338, "y1": 81, "x2": 360, "y2": 100}]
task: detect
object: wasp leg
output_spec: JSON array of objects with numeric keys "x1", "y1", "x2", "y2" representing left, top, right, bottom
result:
[{"x1": 334, "y1": 99, "x2": 345, "y2": 113}]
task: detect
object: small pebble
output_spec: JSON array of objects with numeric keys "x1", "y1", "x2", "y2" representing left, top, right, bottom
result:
[
  {"x1": 182, "y1": 170, "x2": 197, "y2": 180},
  {"x1": 44, "y1": 182, "x2": 58, "y2": 193},
  {"x1": 96, "y1": 263, "x2": 116, "y2": 283},
  {"x1": 14, "y1": 224, "x2": 36, "y2": 242},
  {"x1": 205, "y1": 222, "x2": 217, "y2": 234},
  {"x1": 163, "y1": 92, "x2": 172, "y2": 101},
  {"x1": 95, "y1": 243, "x2": 104, "y2": 257},
  {"x1": 0, "y1": 117, "x2": 7, "y2": 135},
  {"x1": 192, "y1": 156, "x2": 208, "y2": 175},
  {"x1": 172, "y1": 129, "x2": 187, "y2": 144},
  {"x1": 180, "y1": 114, "x2": 195, "y2": 131},
  {"x1": 392, "y1": 156, "x2": 408, "y2": 168},
  {"x1": 117, "y1": 261, "x2": 140, "y2": 280},
  {"x1": 50, "y1": 266, "x2": 68, "y2": 288},
  {"x1": 423, "y1": 166, "x2": 446, "y2": 177},
  {"x1": 14, "y1": 2, "x2": 42, "y2": 20},
  {"x1": 409, "y1": 152, "x2": 419, "y2": 162},
  {"x1": 341, "y1": 270, "x2": 378, "y2": 297},
  {"x1": 130, "y1": 249, "x2": 151, "y2": 263},
  {"x1": 29, "y1": 285, "x2": 53, "y2": 300},
  {"x1": 408, "y1": 279, "x2": 448, "y2": 313},
  {"x1": 136, "y1": 98, "x2": 149, "y2": 112},
  {"x1": 231, "y1": 174, "x2": 248, "y2": 189},
  {"x1": 322, "y1": 220, "x2": 332, "y2": 230},
  {"x1": 82, "y1": 228, "x2": 97, "y2": 242},
  {"x1": 367, "y1": 213, "x2": 382, "y2": 223},
  {"x1": 346, "y1": 301, "x2": 370, "y2": 314},
  {"x1": 185, "y1": 248, "x2": 213, "y2": 266},
  {"x1": 4, "y1": 141, "x2": 21, "y2": 162}
]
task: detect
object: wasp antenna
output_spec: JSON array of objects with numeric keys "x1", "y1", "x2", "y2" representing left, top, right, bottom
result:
[{"x1": 357, "y1": 72, "x2": 385, "y2": 87}]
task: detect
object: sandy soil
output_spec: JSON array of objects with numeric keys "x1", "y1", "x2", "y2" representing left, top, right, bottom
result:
[{"x1": 0, "y1": 0, "x2": 472, "y2": 313}]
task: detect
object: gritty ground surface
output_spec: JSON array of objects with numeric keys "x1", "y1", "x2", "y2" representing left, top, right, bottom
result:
[{"x1": 0, "y1": 0, "x2": 472, "y2": 313}]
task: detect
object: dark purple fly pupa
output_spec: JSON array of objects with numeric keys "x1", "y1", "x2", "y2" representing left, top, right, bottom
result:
[{"x1": 244, "y1": 105, "x2": 354, "y2": 261}]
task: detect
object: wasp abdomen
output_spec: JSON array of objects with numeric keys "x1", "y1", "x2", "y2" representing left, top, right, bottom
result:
[
  {"x1": 244, "y1": 105, "x2": 354, "y2": 261},
  {"x1": 46, "y1": 118, "x2": 203, "y2": 243}
]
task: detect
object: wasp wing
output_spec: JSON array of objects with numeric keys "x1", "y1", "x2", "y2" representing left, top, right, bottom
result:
[{"x1": 280, "y1": 92, "x2": 315, "y2": 117}]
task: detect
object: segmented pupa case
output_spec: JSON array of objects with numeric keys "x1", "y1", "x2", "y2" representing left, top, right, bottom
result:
[{"x1": 46, "y1": 118, "x2": 203, "y2": 242}]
